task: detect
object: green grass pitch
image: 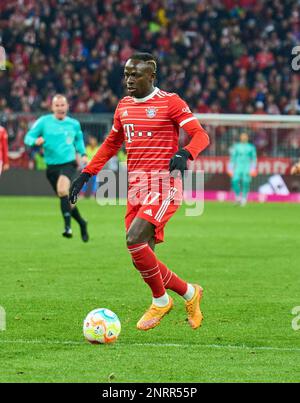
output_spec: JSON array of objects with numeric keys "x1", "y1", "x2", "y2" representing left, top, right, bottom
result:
[{"x1": 0, "y1": 196, "x2": 299, "y2": 383}]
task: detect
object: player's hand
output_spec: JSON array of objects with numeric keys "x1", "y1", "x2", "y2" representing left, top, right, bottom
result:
[
  {"x1": 291, "y1": 162, "x2": 300, "y2": 175},
  {"x1": 81, "y1": 155, "x2": 88, "y2": 166},
  {"x1": 250, "y1": 169, "x2": 257, "y2": 177},
  {"x1": 3, "y1": 163, "x2": 9, "y2": 171},
  {"x1": 227, "y1": 170, "x2": 233, "y2": 177},
  {"x1": 69, "y1": 172, "x2": 91, "y2": 204},
  {"x1": 169, "y1": 149, "x2": 191, "y2": 178},
  {"x1": 35, "y1": 137, "x2": 44, "y2": 146}
]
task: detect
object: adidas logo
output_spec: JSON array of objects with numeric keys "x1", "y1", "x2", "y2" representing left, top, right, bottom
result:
[
  {"x1": 144, "y1": 209, "x2": 153, "y2": 217},
  {"x1": 122, "y1": 110, "x2": 128, "y2": 117}
]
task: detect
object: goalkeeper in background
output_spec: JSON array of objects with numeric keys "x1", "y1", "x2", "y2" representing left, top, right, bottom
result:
[
  {"x1": 291, "y1": 160, "x2": 300, "y2": 175},
  {"x1": 228, "y1": 132, "x2": 257, "y2": 206},
  {"x1": 24, "y1": 94, "x2": 89, "y2": 241}
]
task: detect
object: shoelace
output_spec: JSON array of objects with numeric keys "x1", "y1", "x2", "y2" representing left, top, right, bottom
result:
[
  {"x1": 186, "y1": 300, "x2": 195, "y2": 316},
  {"x1": 150, "y1": 305, "x2": 165, "y2": 313},
  {"x1": 143, "y1": 304, "x2": 169, "y2": 318}
]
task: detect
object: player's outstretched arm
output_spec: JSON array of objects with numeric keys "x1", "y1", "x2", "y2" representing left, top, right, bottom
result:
[
  {"x1": 181, "y1": 119, "x2": 210, "y2": 160},
  {"x1": 169, "y1": 149, "x2": 191, "y2": 177},
  {"x1": 69, "y1": 172, "x2": 91, "y2": 204},
  {"x1": 69, "y1": 126, "x2": 124, "y2": 204},
  {"x1": 82, "y1": 101, "x2": 124, "y2": 176},
  {"x1": 169, "y1": 121, "x2": 209, "y2": 177},
  {"x1": 168, "y1": 95, "x2": 209, "y2": 177}
]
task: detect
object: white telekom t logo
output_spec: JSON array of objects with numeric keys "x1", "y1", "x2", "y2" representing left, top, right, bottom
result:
[{"x1": 124, "y1": 123, "x2": 134, "y2": 143}]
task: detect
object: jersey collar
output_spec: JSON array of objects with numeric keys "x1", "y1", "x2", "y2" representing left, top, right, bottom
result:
[{"x1": 133, "y1": 87, "x2": 159, "y2": 103}]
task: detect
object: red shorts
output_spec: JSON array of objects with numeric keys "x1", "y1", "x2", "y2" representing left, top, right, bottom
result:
[{"x1": 125, "y1": 179, "x2": 183, "y2": 244}]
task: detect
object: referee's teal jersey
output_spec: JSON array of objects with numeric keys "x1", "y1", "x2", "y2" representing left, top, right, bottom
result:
[{"x1": 24, "y1": 114, "x2": 86, "y2": 165}]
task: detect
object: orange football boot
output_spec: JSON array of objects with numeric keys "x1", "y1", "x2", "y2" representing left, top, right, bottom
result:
[
  {"x1": 185, "y1": 284, "x2": 204, "y2": 329},
  {"x1": 137, "y1": 297, "x2": 174, "y2": 330}
]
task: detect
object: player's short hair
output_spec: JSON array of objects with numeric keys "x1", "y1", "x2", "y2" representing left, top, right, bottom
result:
[
  {"x1": 129, "y1": 52, "x2": 157, "y2": 73},
  {"x1": 52, "y1": 94, "x2": 68, "y2": 103}
]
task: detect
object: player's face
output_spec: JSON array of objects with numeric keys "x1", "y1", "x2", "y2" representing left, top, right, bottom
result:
[
  {"x1": 240, "y1": 133, "x2": 249, "y2": 143},
  {"x1": 124, "y1": 59, "x2": 155, "y2": 98},
  {"x1": 52, "y1": 97, "x2": 69, "y2": 120},
  {"x1": 89, "y1": 136, "x2": 98, "y2": 147}
]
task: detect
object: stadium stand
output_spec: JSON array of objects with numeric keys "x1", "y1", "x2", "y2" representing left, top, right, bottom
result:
[{"x1": 0, "y1": 0, "x2": 299, "y2": 116}]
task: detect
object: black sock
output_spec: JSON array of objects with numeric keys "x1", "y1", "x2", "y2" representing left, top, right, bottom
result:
[
  {"x1": 60, "y1": 196, "x2": 71, "y2": 229},
  {"x1": 71, "y1": 206, "x2": 85, "y2": 226}
]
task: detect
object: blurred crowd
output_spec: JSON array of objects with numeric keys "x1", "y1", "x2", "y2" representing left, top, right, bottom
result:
[{"x1": 1, "y1": 0, "x2": 300, "y2": 116}]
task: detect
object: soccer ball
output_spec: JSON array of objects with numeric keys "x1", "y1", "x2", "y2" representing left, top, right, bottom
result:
[{"x1": 83, "y1": 308, "x2": 121, "y2": 344}]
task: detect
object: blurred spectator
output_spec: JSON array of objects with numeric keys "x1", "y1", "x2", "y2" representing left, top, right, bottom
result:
[
  {"x1": 266, "y1": 94, "x2": 281, "y2": 115},
  {"x1": 284, "y1": 98, "x2": 300, "y2": 114},
  {"x1": 254, "y1": 101, "x2": 267, "y2": 115}
]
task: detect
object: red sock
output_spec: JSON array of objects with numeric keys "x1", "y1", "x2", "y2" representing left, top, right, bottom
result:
[
  {"x1": 158, "y1": 260, "x2": 188, "y2": 296},
  {"x1": 128, "y1": 243, "x2": 166, "y2": 298}
]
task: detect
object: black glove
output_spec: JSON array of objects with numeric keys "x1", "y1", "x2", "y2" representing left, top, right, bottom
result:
[
  {"x1": 69, "y1": 172, "x2": 91, "y2": 204},
  {"x1": 169, "y1": 149, "x2": 191, "y2": 178}
]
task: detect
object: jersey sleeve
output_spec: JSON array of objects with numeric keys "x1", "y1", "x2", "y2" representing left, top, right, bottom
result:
[
  {"x1": 230, "y1": 144, "x2": 236, "y2": 164},
  {"x1": 74, "y1": 121, "x2": 86, "y2": 156},
  {"x1": 111, "y1": 102, "x2": 123, "y2": 134},
  {"x1": 168, "y1": 94, "x2": 209, "y2": 159},
  {"x1": 168, "y1": 94, "x2": 197, "y2": 128},
  {"x1": 82, "y1": 105, "x2": 124, "y2": 176},
  {"x1": 251, "y1": 145, "x2": 257, "y2": 166},
  {"x1": 24, "y1": 117, "x2": 44, "y2": 147},
  {"x1": 229, "y1": 144, "x2": 237, "y2": 171}
]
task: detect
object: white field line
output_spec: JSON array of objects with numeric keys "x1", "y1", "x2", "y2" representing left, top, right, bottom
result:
[{"x1": 0, "y1": 339, "x2": 299, "y2": 353}]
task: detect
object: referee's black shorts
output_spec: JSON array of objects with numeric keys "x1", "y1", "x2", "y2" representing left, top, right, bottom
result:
[{"x1": 46, "y1": 161, "x2": 78, "y2": 194}]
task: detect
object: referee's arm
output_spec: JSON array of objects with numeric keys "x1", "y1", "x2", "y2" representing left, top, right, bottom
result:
[
  {"x1": 74, "y1": 121, "x2": 86, "y2": 157},
  {"x1": 24, "y1": 117, "x2": 44, "y2": 147}
]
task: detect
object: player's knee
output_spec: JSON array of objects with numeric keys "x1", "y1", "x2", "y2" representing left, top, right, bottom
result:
[
  {"x1": 126, "y1": 230, "x2": 144, "y2": 246},
  {"x1": 57, "y1": 187, "x2": 69, "y2": 198},
  {"x1": 57, "y1": 176, "x2": 70, "y2": 198},
  {"x1": 126, "y1": 231, "x2": 137, "y2": 246}
]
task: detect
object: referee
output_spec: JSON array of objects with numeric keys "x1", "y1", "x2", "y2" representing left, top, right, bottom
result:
[{"x1": 24, "y1": 94, "x2": 89, "y2": 241}]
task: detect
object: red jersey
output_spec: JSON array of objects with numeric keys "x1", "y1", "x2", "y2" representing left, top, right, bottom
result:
[
  {"x1": 115, "y1": 88, "x2": 197, "y2": 174},
  {"x1": 0, "y1": 126, "x2": 9, "y2": 164},
  {"x1": 83, "y1": 87, "x2": 209, "y2": 189}
]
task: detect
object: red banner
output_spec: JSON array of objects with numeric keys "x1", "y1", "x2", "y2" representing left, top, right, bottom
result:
[
  {"x1": 8, "y1": 151, "x2": 30, "y2": 169},
  {"x1": 189, "y1": 157, "x2": 292, "y2": 175}
]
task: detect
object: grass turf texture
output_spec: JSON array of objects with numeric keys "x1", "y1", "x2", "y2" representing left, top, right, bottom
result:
[{"x1": 0, "y1": 197, "x2": 299, "y2": 383}]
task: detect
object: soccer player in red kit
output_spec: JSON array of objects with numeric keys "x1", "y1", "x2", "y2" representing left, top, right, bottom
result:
[
  {"x1": 70, "y1": 53, "x2": 210, "y2": 331},
  {"x1": 0, "y1": 125, "x2": 9, "y2": 176}
]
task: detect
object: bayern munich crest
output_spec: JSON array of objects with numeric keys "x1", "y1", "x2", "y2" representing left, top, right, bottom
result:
[{"x1": 146, "y1": 107, "x2": 158, "y2": 118}]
